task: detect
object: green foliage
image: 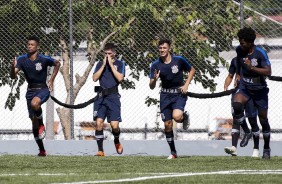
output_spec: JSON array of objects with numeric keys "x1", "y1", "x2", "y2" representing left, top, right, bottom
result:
[
  {"x1": 0, "y1": 0, "x2": 241, "y2": 109},
  {"x1": 145, "y1": 96, "x2": 159, "y2": 107}
]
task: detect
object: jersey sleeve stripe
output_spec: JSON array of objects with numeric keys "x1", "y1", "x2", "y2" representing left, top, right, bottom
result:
[{"x1": 256, "y1": 47, "x2": 271, "y2": 65}]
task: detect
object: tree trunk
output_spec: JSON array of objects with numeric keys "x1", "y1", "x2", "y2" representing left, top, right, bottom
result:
[{"x1": 56, "y1": 107, "x2": 71, "y2": 140}]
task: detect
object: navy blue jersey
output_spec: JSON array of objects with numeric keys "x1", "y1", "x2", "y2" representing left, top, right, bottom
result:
[
  {"x1": 228, "y1": 57, "x2": 237, "y2": 75},
  {"x1": 149, "y1": 55, "x2": 192, "y2": 89},
  {"x1": 16, "y1": 54, "x2": 55, "y2": 84},
  {"x1": 94, "y1": 59, "x2": 125, "y2": 88},
  {"x1": 236, "y1": 46, "x2": 270, "y2": 90}
]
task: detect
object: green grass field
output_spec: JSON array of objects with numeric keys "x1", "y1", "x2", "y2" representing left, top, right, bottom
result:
[{"x1": 0, "y1": 155, "x2": 282, "y2": 184}]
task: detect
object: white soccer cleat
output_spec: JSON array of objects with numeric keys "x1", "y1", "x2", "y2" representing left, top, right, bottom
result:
[
  {"x1": 251, "y1": 149, "x2": 260, "y2": 157},
  {"x1": 167, "y1": 154, "x2": 177, "y2": 159},
  {"x1": 224, "y1": 146, "x2": 237, "y2": 156}
]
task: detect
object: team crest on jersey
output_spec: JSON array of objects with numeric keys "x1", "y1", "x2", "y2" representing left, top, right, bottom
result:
[
  {"x1": 251, "y1": 58, "x2": 258, "y2": 66},
  {"x1": 171, "y1": 65, "x2": 179, "y2": 73},
  {"x1": 35, "y1": 63, "x2": 42, "y2": 71}
]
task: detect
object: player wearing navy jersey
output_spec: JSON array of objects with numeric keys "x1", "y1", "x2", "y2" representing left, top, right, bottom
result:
[
  {"x1": 149, "y1": 39, "x2": 195, "y2": 159},
  {"x1": 93, "y1": 43, "x2": 125, "y2": 156},
  {"x1": 224, "y1": 57, "x2": 260, "y2": 157},
  {"x1": 229, "y1": 27, "x2": 271, "y2": 159},
  {"x1": 10, "y1": 36, "x2": 60, "y2": 156}
]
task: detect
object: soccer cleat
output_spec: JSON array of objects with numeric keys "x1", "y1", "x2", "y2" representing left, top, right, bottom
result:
[
  {"x1": 240, "y1": 132, "x2": 252, "y2": 147},
  {"x1": 182, "y1": 111, "x2": 190, "y2": 130},
  {"x1": 262, "y1": 149, "x2": 271, "y2": 159},
  {"x1": 38, "y1": 125, "x2": 46, "y2": 140},
  {"x1": 96, "y1": 151, "x2": 105, "y2": 156},
  {"x1": 115, "y1": 143, "x2": 123, "y2": 154},
  {"x1": 167, "y1": 154, "x2": 177, "y2": 159},
  {"x1": 224, "y1": 146, "x2": 237, "y2": 156},
  {"x1": 38, "y1": 150, "x2": 47, "y2": 157},
  {"x1": 251, "y1": 149, "x2": 260, "y2": 157}
]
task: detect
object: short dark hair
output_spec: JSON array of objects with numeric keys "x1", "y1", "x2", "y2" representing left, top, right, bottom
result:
[
  {"x1": 104, "y1": 43, "x2": 117, "y2": 51},
  {"x1": 158, "y1": 38, "x2": 172, "y2": 47},
  {"x1": 237, "y1": 27, "x2": 256, "y2": 43},
  {"x1": 28, "y1": 35, "x2": 40, "y2": 44}
]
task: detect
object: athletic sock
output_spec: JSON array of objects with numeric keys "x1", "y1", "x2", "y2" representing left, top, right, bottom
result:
[
  {"x1": 32, "y1": 128, "x2": 45, "y2": 151},
  {"x1": 112, "y1": 129, "x2": 120, "y2": 144},
  {"x1": 34, "y1": 108, "x2": 43, "y2": 126},
  {"x1": 231, "y1": 120, "x2": 240, "y2": 147},
  {"x1": 240, "y1": 120, "x2": 250, "y2": 133},
  {"x1": 165, "y1": 131, "x2": 176, "y2": 155},
  {"x1": 252, "y1": 131, "x2": 260, "y2": 149},
  {"x1": 263, "y1": 132, "x2": 270, "y2": 149},
  {"x1": 95, "y1": 130, "x2": 104, "y2": 152}
]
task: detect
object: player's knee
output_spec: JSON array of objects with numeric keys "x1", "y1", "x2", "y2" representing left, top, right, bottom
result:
[
  {"x1": 95, "y1": 120, "x2": 104, "y2": 131},
  {"x1": 31, "y1": 101, "x2": 40, "y2": 110},
  {"x1": 164, "y1": 121, "x2": 173, "y2": 131},
  {"x1": 172, "y1": 114, "x2": 182, "y2": 122},
  {"x1": 232, "y1": 121, "x2": 240, "y2": 130},
  {"x1": 232, "y1": 102, "x2": 245, "y2": 123},
  {"x1": 232, "y1": 102, "x2": 244, "y2": 113},
  {"x1": 111, "y1": 125, "x2": 119, "y2": 131},
  {"x1": 260, "y1": 118, "x2": 270, "y2": 133},
  {"x1": 248, "y1": 117, "x2": 257, "y2": 125}
]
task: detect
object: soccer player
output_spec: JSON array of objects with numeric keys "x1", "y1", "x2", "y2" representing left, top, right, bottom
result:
[
  {"x1": 92, "y1": 43, "x2": 125, "y2": 156},
  {"x1": 10, "y1": 35, "x2": 61, "y2": 156},
  {"x1": 224, "y1": 57, "x2": 260, "y2": 157},
  {"x1": 149, "y1": 38, "x2": 195, "y2": 159},
  {"x1": 231, "y1": 27, "x2": 271, "y2": 159}
]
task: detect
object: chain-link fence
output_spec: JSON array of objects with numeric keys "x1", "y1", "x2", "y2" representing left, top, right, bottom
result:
[{"x1": 0, "y1": 0, "x2": 281, "y2": 141}]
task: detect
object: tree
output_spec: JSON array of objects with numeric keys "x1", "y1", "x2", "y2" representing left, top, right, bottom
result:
[{"x1": 0, "y1": 0, "x2": 240, "y2": 139}]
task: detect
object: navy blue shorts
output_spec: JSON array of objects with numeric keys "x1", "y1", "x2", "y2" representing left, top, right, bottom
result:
[
  {"x1": 231, "y1": 93, "x2": 257, "y2": 118},
  {"x1": 235, "y1": 87, "x2": 269, "y2": 111},
  {"x1": 93, "y1": 93, "x2": 122, "y2": 122},
  {"x1": 26, "y1": 88, "x2": 50, "y2": 118},
  {"x1": 160, "y1": 92, "x2": 187, "y2": 122}
]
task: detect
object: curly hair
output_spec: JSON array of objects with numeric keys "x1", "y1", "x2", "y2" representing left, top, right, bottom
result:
[
  {"x1": 237, "y1": 27, "x2": 256, "y2": 43},
  {"x1": 158, "y1": 38, "x2": 172, "y2": 47},
  {"x1": 28, "y1": 35, "x2": 40, "y2": 44}
]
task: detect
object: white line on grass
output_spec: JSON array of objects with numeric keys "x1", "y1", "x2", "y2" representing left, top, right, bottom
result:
[
  {"x1": 0, "y1": 173, "x2": 76, "y2": 176},
  {"x1": 50, "y1": 170, "x2": 282, "y2": 184}
]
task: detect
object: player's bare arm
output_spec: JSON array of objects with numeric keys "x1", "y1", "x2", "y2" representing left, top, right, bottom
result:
[
  {"x1": 243, "y1": 58, "x2": 272, "y2": 76},
  {"x1": 10, "y1": 57, "x2": 20, "y2": 79},
  {"x1": 224, "y1": 73, "x2": 234, "y2": 91},
  {"x1": 180, "y1": 66, "x2": 195, "y2": 94},
  {"x1": 47, "y1": 59, "x2": 61, "y2": 92},
  {"x1": 149, "y1": 69, "x2": 160, "y2": 89}
]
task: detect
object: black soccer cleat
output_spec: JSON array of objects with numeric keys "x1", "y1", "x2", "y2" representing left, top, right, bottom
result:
[
  {"x1": 240, "y1": 132, "x2": 252, "y2": 147},
  {"x1": 262, "y1": 149, "x2": 271, "y2": 159}
]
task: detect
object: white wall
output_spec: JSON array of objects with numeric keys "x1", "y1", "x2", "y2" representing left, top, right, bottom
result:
[{"x1": 1, "y1": 58, "x2": 281, "y2": 134}]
